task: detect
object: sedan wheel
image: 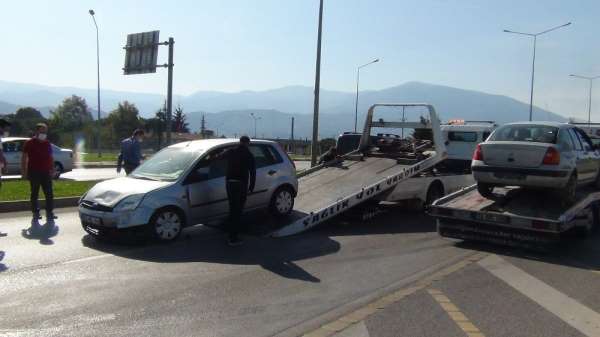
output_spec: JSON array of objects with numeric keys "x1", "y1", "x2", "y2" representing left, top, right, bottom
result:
[
  {"x1": 270, "y1": 187, "x2": 294, "y2": 217},
  {"x1": 151, "y1": 210, "x2": 183, "y2": 241},
  {"x1": 53, "y1": 162, "x2": 63, "y2": 179}
]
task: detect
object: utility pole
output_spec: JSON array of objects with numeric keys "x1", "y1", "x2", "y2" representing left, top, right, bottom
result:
[
  {"x1": 311, "y1": 0, "x2": 324, "y2": 167},
  {"x1": 89, "y1": 10, "x2": 102, "y2": 157},
  {"x1": 291, "y1": 117, "x2": 295, "y2": 154},
  {"x1": 166, "y1": 37, "x2": 174, "y2": 145}
]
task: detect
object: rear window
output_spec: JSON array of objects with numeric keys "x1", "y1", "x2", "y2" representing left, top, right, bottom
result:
[
  {"x1": 489, "y1": 125, "x2": 558, "y2": 144},
  {"x1": 448, "y1": 131, "x2": 478, "y2": 142}
]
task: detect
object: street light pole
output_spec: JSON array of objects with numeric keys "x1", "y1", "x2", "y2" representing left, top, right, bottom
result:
[
  {"x1": 570, "y1": 74, "x2": 600, "y2": 132},
  {"x1": 354, "y1": 58, "x2": 379, "y2": 132},
  {"x1": 89, "y1": 9, "x2": 101, "y2": 157},
  {"x1": 504, "y1": 22, "x2": 571, "y2": 121},
  {"x1": 311, "y1": 0, "x2": 324, "y2": 167},
  {"x1": 250, "y1": 113, "x2": 261, "y2": 138}
]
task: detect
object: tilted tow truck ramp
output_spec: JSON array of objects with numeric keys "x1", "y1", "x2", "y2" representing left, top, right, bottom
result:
[{"x1": 271, "y1": 103, "x2": 447, "y2": 237}]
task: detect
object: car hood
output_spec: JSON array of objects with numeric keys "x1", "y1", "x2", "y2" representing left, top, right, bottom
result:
[{"x1": 83, "y1": 177, "x2": 171, "y2": 207}]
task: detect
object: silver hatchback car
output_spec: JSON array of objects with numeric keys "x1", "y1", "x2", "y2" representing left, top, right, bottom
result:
[
  {"x1": 79, "y1": 139, "x2": 298, "y2": 241},
  {"x1": 472, "y1": 122, "x2": 600, "y2": 203}
]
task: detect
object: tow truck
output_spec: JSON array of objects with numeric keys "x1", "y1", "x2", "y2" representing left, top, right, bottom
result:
[
  {"x1": 271, "y1": 103, "x2": 447, "y2": 236},
  {"x1": 428, "y1": 184, "x2": 600, "y2": 247}
]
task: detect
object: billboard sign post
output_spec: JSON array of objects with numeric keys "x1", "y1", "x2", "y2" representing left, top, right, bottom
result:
[{"x1": 123, "y1": 31, "x2": 174, "y2": 145}]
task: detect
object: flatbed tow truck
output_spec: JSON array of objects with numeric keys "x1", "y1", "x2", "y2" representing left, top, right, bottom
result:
[
  {"x1": 428, "y1": 184, "x2": 600, "y2": 248},
  {"x1": 270, "y1": 103, "x2": 447, "y2": 237}
]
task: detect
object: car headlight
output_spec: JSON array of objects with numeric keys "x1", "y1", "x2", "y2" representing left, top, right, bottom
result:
[{"x1": 114, "y1": 194, "x2": 145, "y2": 212}]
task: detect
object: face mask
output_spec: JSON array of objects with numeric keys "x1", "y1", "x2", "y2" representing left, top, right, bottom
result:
[{"x1": 37, "y1": 133, "x2": 47, "y2": 141}]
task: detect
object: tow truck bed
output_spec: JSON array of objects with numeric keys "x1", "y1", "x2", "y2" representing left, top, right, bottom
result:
[{"x1": 429, "y1": 184, "x2": 600, "y2": 246}]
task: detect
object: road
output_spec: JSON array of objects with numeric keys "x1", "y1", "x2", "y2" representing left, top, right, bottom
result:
[
  {"x1": 1, "y1": 161, "x2": 312, "y2": 182},
  {"x1": 1, "y1": 205, "x2": 599, "y2": 337}
]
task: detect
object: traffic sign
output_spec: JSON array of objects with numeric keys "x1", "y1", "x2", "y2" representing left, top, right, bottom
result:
[{"x1": 123, "y1": 31, "x2": 160, "y2": 75}]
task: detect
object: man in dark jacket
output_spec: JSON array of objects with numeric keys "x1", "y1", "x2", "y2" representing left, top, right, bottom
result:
[
  {"x1": 220, "y1": 136, "x2": 256, "y2": 246},
  {"x1": 117, "y1": 129, "x2": 145, "y2": 175}
]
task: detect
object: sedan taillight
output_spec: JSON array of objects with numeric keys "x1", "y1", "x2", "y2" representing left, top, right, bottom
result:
[
  {"x1": 542, "y1": 147, "x2": 560, "y2": 165},
  {"x1": 472, "y1": 144, "x2": 483, "y2": 161}
]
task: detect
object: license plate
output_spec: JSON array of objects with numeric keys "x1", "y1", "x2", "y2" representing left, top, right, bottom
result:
[
  {"x1": 82, "y1": 215, "x2": 102, "y2": 226},
  {"x1": 494, "y1": 172, "x2": 525, "y2": 180},
  {"x1": 473, "y1": 212, "x2": 509, "y2": 224}
]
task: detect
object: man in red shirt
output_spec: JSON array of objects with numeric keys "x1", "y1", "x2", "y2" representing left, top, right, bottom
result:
[{"x1": 21, "y1": 123, "x2": 55, "y2": 227}]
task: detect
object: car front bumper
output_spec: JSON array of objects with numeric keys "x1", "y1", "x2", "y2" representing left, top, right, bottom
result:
[
  {"x1": 78, "y1": 204, "x2": 154, "y2": 229},
  {"x1": 472, "y1": 166, "x2": 570, "y2": 188}
]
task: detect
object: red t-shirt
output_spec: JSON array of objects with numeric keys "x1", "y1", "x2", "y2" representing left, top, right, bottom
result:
[{"x1": 23, "y1": 138, "x2": 53, "y2": 173}]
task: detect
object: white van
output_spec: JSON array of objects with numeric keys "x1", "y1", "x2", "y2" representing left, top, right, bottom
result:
[{"x1": 440, "y1": 121, "x2": 497, "y2": 170}]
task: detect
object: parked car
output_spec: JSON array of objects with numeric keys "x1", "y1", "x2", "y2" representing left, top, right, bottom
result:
[
  {"x1": 1, "y1": 137, "x2": 73, "y2": 179},
  {"x1": 79, "y1": 139, "x2": 298, "y2": 241},
  {"x1": 472, "y1": 122, "x2": 600, "y2": 203}
]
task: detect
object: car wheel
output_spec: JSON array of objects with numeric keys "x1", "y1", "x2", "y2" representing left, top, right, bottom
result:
[
  {"x1": 477, "y1": 182, "x2": 494, "y2": 198},
  {"x1": 149, "y1": 208, "x2": 183, "y2": 242},
  {"x1": 53, "y1": 162, "x2": 63, "y2": 179},
  {"x1": 561, "y1": 173, "x2": 577, "y2": 206},
  {"x1": 270, "y1": 186, "x2": 295, "y2": 217},
  {"x1": 425, "y1": 182, "x2": 444, "y2": 208}
]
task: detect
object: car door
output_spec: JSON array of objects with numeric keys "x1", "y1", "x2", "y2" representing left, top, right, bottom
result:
[
  {"x1": 575, "y1": 128, "x2": 598, "y2": 182},
  {"x1": 185, "y1": 147, "x2": 233, "y2": 224},
  {"x1": 245, "y1": 144, "x2": 284, "y2": 209},
  {"x1": 569, "y1": 129, "x2": 594, "y2": 181},
  {"x1": 3, "y1": 140, "x2": 24, "y2": 175}
]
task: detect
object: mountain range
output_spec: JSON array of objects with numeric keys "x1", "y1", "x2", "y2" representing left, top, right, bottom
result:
[{"x1": 0, "y1": 80, "x2": 567, "y2": 138}]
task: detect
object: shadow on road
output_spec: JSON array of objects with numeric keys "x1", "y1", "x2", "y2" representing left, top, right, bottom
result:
[
  {"x1": 82, "y1": 227, "x2": 338, "y2": 283},
  {"x1": 20, "y1": 224, "x2": 59, "y2": 245},
  {"x1": 0, "y1": 251, "x2": 7, "y2": 272}
]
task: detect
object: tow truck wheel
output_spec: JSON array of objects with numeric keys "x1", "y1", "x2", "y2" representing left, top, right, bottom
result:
[
  {"x1": 477, "y1": 183, "x2": 494, "y2": 198},
  {"x1": 270, "y1": 186, "x2": 295, "y2": 217},
  {"x1": 53, "y1": 162, "x2": 63, "y2": 179},
  {"x1": 149, "y1": 208, "x2": 183, "y2": 242},
  {"x1": 425, "y1": 183, "x2": 444, "y2": 207},
  {"x1": 562, "y1": 174, "x2": 577, "y2": 206}
]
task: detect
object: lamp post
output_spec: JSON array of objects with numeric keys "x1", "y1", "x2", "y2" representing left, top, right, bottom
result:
[
  {"x1": 503, "y1": 22, "x2": 571, "y2": 121},
  {"x1": 570, "y1": 74, "x2": 600, "y2": 132},
  {"x1": 89, "y1": 9, "x2": 102, "y2": 157},
  {"x1": 311, "y1": 0, "x2": 324, "y2": 167},
  {"x1": 250, "y1": 113, "x2": 261, "y2": 138},
  {"x1": 354, "y1": 58, "x2": 379, "y2": 132}
]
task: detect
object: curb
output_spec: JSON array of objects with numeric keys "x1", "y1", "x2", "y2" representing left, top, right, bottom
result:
[{"x1": 0, "y1": 197, "x2": 80, "y2": 213}]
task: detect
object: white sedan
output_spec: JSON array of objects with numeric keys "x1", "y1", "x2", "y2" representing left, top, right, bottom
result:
[{"x1": 1, "y1": 137, "x2": 73, "y2": 179}]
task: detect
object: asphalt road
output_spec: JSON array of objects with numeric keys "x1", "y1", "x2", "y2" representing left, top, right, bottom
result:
[
  {"x1": 1, "y1": 205, "x2": 599, "y2": 337},
  {"x1": 1, "y1": 161, "x2": 312, "y2": 182}
]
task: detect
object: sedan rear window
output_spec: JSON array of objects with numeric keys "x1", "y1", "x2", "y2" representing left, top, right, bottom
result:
[
  {"x1": 448, "y1": 131, "x2": 478, "y2": 142},
  {"x1": 489, "y1": 125, "x2": 558, "y2": 144}
]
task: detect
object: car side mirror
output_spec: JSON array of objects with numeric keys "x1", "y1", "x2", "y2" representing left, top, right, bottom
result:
[{"x1": 183, "y1": 167, "x2": 209, "y2": 185}]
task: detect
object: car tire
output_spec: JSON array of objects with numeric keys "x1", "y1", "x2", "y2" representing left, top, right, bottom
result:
[
  {"x1": 425, "y1": 182, "x2": 444, "y2": 208},
  {"x1": 269, "y1": 186, "x2": 295, "y2": 217},
  {"x1": 477, "y1": 182, "x2": 494, "y2": 198},
  {"x1": 562, "y1": 173, "x2": 577, "y2": 206},
  {"x1": 53, "y1": 162, "x2": 63, "y2": 179},
  {"x1": 149, "y1": 208, "x2": 184, "y2": 242}
]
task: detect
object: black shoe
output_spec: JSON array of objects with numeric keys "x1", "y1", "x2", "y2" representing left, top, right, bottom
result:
[
  {"x1": 0, "y1": 232, "x2": 7, "y2": 237},
  {"x1": 228, "y1": 237, "x2": 243, "y2": 246}
]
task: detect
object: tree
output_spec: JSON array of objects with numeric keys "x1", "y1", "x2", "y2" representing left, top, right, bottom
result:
[
  {"x1": 8, "y1": 107, "x2": 46, "y2": 136},
  {"x1": 106, "y1": 101, "x2": 142, "y2": 146},
  {"x1": 173, "y1": 104, "x2": 189, "y2": 133},
  {"x1": 51, "y1": 95, "x2": 93, "y2": 131},
  {"x1": 49, "y1": 95, "x2": 94, "y2": 146}
]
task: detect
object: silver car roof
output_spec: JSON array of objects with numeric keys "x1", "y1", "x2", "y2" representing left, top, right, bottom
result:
[
  {"x1": 501, "y1": 121, "x2": 570, "y2": 128},
  {"x1": 170, "y1": 138, "x2": 277, "y2": 151}
]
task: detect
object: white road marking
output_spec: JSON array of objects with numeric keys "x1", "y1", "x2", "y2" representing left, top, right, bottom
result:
[
  {"x1": 61, "y1": 254, "x2": 112, "y2": 265},
  {"x1": 479, "y1": 254, "x2": 600, "y2": 337},
  {"x1": 332, "y1": 322, "x2": 370, "y2": 337}
]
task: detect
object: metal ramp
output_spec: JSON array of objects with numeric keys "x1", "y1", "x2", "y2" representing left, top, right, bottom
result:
[{"x1": 270, "y1": 103, "x2": 447, "y2": 237}]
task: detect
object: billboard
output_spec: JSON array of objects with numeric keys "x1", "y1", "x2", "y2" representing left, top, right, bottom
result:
[{"x1": 123, "y1": 31, "x2": 160, "y2": 75}]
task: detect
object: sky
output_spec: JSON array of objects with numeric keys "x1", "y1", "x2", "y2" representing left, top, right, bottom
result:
[{"x1": 0, "y1": 0, "x2": 599, "y2": 120}]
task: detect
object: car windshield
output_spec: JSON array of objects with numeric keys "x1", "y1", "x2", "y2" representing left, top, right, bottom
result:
[
  {"x1": 489, "y1": 125, "x2": 558, "y2": 144},
  {"x1": 130, "y1": 147, "x2": 203, "y2": 181}
]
